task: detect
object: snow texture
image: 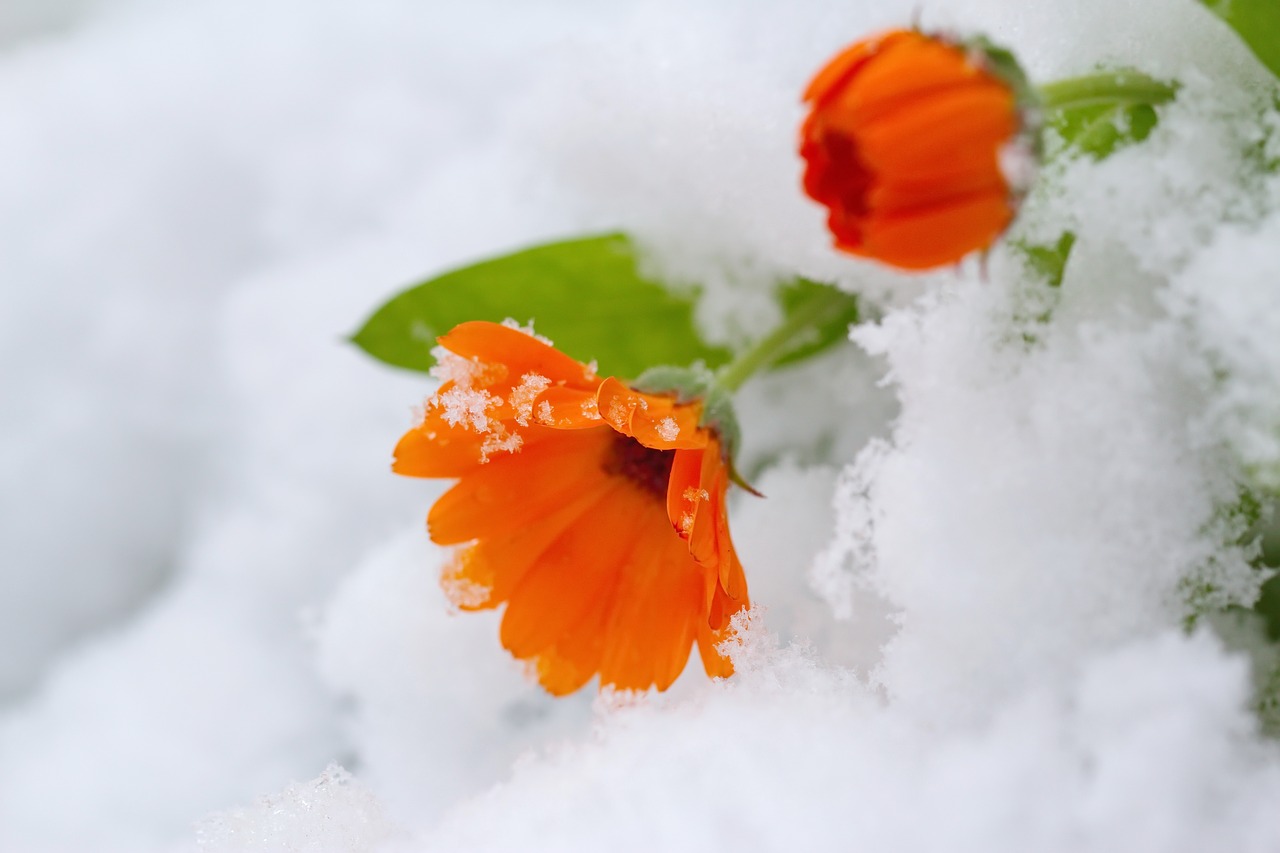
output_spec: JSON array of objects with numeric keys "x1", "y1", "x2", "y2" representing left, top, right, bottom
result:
[{"x1": 3, "y1": 0, "x2": 1280, "y2": 850}]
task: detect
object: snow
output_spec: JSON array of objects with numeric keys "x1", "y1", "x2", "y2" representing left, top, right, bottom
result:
[{"x1": 2, "y1": 0, "x2": 1280, "y2": 851}]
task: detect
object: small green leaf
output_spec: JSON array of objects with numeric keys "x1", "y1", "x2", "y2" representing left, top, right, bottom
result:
[
  {"x1": 351, "y1": 233, "x2": 732, "y2": 380},
  {"x1": 1019, "y1": 231, "x2": 1077, "y2": 289},
  {"x1": 1200, "y1": 0, "x2": 1280, "y2": 80},
  {"x1": 1050, "y1": 102, "x2": 1160, "y2": 160},
  {"x1": 769, "y1": 279, "x2": 860, "y2": 369}
]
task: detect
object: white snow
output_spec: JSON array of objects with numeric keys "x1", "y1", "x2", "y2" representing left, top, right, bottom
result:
[{"x1": 3, "y1": 0, "x2": 1280, "y2": 851}]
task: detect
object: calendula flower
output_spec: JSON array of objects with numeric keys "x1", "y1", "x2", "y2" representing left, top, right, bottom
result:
[
  {"x1": 800, "y1": 29, "x2": 1036, "y2": 270},
  {"x1": 393, "y1": 320, "x2": 750, "y2": 695}
]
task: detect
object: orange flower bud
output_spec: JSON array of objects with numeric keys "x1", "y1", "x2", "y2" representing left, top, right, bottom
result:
[{"x1": 800, "y1": 30, "x2": 1035, "y2": 270}]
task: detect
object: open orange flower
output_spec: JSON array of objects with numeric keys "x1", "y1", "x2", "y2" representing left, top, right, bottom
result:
[
  {"x1": 800, "y1": 29, "x2": 1034, "y2": 270},
  {"x1": 392, "y1": 320, "x2": 750, "y2": 695}
]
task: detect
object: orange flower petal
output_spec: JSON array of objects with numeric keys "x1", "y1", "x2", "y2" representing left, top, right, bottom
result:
[
  {"x1": 868, "y1": 165, "x2": 1007, "y2": 214},
  {"x1": 499, "y1": 481, "x2": 643, "y2": 658},
  {"x1": 695, "y1": 611, "x2": 736, "y2": 680},
  {"x1": 665, "y1": 447, "x2": 705, "y2": 537},
  {"x1": 861, "y1": 191, "x2": 1013, "y2": 270},
  {"x1": 833, "y1": 33, "x2": 982, "y2": 125},
  {"x1": 598, "y1": 506, "x2": 702, "y2": 692},
  {"x1": 858, "y1": 85, "x2": 1015, "y2": 175},
  {"x1": 438, "y1": 321, "x2": 597, "y2": 389},
  {"x1": 533, "y1": 599, "x2": 614, "y2": 696},
  {"x1": 629, "y1": 402, "x2": 706, "y2": 450},
  {"x1": 392, "y1": 409, "x2": 485, "y2": 479},
  {"x1": 802, "y1": 30, "x2": 911, "y2": 105},
  {"x1": 596, "y1": 377, "x2": 708, "y2": 450},
  {"x1": 442, "y1": 472, "x2": 616, "y2": 610},
  {"x1": 532, "y1": 385, "x2": 604, "y2": 430},
  {"x1": 686, "y1": 445, "x2": 723, "y2": 568},
  {"x1": 427, "y1": 430, "x2": 610, "y2": 544},
  {"x1": 649, "y1": 541, "x2": 705, "y2": 691}
]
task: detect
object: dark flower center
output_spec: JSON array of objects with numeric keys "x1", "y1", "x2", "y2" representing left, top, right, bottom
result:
[{"x1": 603, "y1": 432, "x2": 675, "y2": 501}]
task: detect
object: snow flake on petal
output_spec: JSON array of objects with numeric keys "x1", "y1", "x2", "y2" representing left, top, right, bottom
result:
[
  {"x1": 501, "y1": 317, "x2": 554, "y2": 346},
  {"x1": 680, "y1": 486, "x2": 710, "y2": 534},
  {"x1": 480, "y1": 427, "x2": 523, "y2": 462},
  {"x1": 657, "y1": 416, "x2": 680, "y2": 442},
  {"x1": 441, "y1": 558, "x2": 491, "y2": 610},
  {"x1": 436, "y1": 387, "x2": 501, "y2": 433},
  {"x1": 605, "y1": 395, "x2": 646, "y2": 430},
  {"x1": 510, "y1": 373, "x2": 553, "y2": 426},
  {"x1": 430, "y1": 349, "x2": 505, "y2": 387}
]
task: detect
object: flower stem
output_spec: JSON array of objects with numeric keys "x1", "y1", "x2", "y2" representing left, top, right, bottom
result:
[
  {"x1": 716, "y1": 284, "x2": 854, "y2": 393},
  {"x1": 1036, "y1": 71, "x2": 1178, "y2": 112}
]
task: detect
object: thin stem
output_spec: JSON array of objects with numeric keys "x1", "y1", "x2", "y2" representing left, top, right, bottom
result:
[
  {"x1": 716, "y1": 285, "x2": 852, "y2": 392},
  {"x1": 1036, "y1": 71, "x2": 1178, "y2": 112}
]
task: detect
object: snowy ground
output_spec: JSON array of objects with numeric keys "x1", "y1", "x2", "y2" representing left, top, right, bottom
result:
[{"x1": 3, "y1": 0, "x2": 1280, "y2": 850}]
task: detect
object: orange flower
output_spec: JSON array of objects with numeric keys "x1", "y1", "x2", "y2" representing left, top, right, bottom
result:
[
  {"x1": 392, "y1": 320, "x2": 751, "y2": 695},
  {"x1": 800, "y1": 30, "x2": 1033, "y2": 270}
]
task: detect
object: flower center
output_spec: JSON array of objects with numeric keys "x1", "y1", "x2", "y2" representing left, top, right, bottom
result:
[{"x1": 602, "y1": 433, "x2": 675, "y2": 501}]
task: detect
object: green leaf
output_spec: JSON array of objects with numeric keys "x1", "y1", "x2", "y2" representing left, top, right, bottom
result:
[
  {"x1": 1018, "y1": 231, "x2": 1077, "y2": 289},
  {"x1": 769, "y1": 278, "x2": 860, "y2": 369},
  {"x1": 1201, "y1": 0, "x2": 1280, "y2": 80},
  {"x1": 1050, "y1": 102, "x2": 1159, "y2": 160},
  {"x1": 351, "y1": 233, "x2": 732, "y2": 380}
]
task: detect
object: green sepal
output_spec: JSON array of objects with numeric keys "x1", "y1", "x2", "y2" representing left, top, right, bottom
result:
[
  {"x1": 957, "y1": 33, "x2": 1043, "y2": 159},
  {"x1": 631, "y1": 364, "x2": 746, "y2": 471}
]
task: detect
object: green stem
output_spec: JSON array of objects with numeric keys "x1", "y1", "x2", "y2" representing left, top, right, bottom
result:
[
  {"x1": 1036, "y1": 71, "x2": 1178, "y2": 112},
  {"x1": 716, "y1": 285, "x2": 852, "y2": 392}
]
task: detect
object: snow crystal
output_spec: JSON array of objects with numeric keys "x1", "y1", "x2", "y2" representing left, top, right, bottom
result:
[
  {"x1": 1166, "y1": 214, "x2": 1280, "y2": 489},
  {"x1": 314, "y1": 529, "x2": 592, "y2": 828},
  {"x1": 656, "y1": 415, "x2": 680, "y2": 441},
  {"x1": 510, "y1": 372, "x2": 553, "y2": 427},
  {"x1": 500, "y1": 317, "x2": 554, "y2": 346},
  {"x1": 604, "y1": 395, "x2": 646, "y2": 431},
  {"x1": 435, "y1": 387, "x2": 498, "y2": 433},
  {"x1": 427, "y1": 349, "x2": 487, "y2": 388},
  {"x1": 424, "y1": 628, "x2": 1280, "y2": 853},
  {"x1": 195, "y1": 765, "x2": 399, "y2": 853},
  {"x1": 478, "y1": 427, "x2": 523, "y2": 462}
]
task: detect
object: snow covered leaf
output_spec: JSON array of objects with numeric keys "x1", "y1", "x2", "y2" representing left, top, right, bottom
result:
[
  {"x1": 1017, "y1": 231, "x2": 1077, "y2": 289},
  {"x1": 1200, "y1": 0, "x2": 1280, "y2": 80},
  {"x1": 1051, "y1": 102, "x2": 1160, "y2": 160},
  {"x1": 351, "y1": 234, "x2": 732, "y2": 380}
]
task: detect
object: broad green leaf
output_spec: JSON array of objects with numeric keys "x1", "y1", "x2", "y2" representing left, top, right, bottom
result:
[
  {"x1": 770, "y1": 278, "x2": 860, "y2": 369},
  {"x1": 351, "y1": 233, "x2": 732, "y2": 380},
  {"x1": 1201, "y1": 0, "x2": 1280, "y2": 80}
]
